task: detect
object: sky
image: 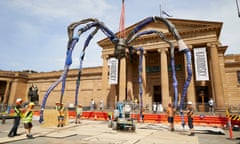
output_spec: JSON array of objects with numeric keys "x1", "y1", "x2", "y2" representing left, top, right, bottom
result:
[{"x1": 0, "y1": 0, "x2": 239, "y2": 72}]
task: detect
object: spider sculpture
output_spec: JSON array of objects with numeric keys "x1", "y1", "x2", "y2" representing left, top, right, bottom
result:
[{"x1": 39, "y1": 16, "x2": 192, "y2": 128}]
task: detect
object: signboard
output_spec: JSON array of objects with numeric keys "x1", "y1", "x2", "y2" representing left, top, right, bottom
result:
[
  {"x1": 108, "y1": 57, "x2": 119, "y2": 84},
  {"x1": 194, "y1": 48, "x2": 209, "y2": 81}
]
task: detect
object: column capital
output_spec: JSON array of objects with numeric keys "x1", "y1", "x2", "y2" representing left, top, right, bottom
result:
[
  {"x1": 187, "y1": 44, "x2": 193, "y2": 49},
  {"x1": 101, "y1": 54, "x2": 109, "y2": 59},
  {"x1": 207, "y1": 42, "x2": 221, "y2": 48},
  {"x1": 157, "y1": 48, "x2": 168, "y2": 53},
  {"x1": 143, "y1": 50, "x2": 147, "y2": 55},
  {"x1": 125, "y1": 48, "x2": 129, "y2": 54},
  {"x1": 136, "y1": 50, "x2": 146, "y2": 55},
  {"x1": 136, "y1": 50, "x2": 140, "y2": 55}
]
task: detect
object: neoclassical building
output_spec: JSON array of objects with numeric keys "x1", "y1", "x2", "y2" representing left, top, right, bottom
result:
[{"x1": 0, "y1": 18, "x2": 240, "y2": 112}]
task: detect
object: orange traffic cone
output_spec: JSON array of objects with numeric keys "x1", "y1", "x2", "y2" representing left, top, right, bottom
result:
[
  {"x1": 94, "y1": 114, "x2": 97, "y2": 120},
  {"x1": 228, "y1": 117, "x2": 233, "y2": 139}
]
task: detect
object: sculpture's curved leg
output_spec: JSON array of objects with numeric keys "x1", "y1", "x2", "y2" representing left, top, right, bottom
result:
[
  {"x1": 74, "y1": 28, "x2": 99, "y2": 106},
  {"x1": 179, "y1": 49, "x2": 192, "y2": 128},
  {"x1": 126, "y1": 17, "x2": 192, "y2": 128},
  {"x1": 134, "y1": 47, "x2": 144, "y2": 121},
  {"x1": 128, "y1": 30, "x2": 178, "y2": 109},
  {"x1": 40, "y1": 16, "x2": 192, "y2": 128},
  {"x1": 39, "y1": 38, "x2": 79, "y2": 123},
  {"x1": 39, "y1": 19, "x2": 118, "y2": 123}
]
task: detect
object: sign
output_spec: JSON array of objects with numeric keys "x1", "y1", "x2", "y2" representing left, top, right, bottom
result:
[
  {"x1": 108, "y1": 57, "x2": 119, "y2": 84},
  {"x1": 194, "y1": 48, "x2": 209, "y2": 81}
]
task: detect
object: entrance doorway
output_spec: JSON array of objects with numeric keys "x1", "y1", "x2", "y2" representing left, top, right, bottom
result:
[
  {"x1": 153, "y1": 85, "x2": 162, "y2": 103},
  {"x1": 0, "y1": 81, "x2": 6, "y2": 103},
  {"x1": 195, "y1": 86, "x2": 209, "y2": 112}
]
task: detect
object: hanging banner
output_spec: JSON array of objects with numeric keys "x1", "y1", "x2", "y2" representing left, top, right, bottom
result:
[
  {"x1": 194, "y1": 48, "x2": 209, "y2": 81},
  {"x1": 108, "y1": 57, "x2": 119, "y2": 84}
]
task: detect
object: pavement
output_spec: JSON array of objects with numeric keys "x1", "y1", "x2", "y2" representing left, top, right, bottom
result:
[{"x1": 0, "y1": 118, "x2": 240, "y2": 144}]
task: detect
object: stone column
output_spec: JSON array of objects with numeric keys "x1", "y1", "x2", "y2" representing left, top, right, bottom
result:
[
  {"x1": 3, "y1": 80, "x2": 11, "y2": 104},
  {"x1": 8, "y1": 79, "x2": 17, "y2": 105},
  {"x1": 208, "y1": 43, "x2": 225, "y2": 109},
  {"x1": 119, "y1": 57, "x2": 126, "y2": 101},
  {"x1": 127, "y1": 58, "x2": 133, "y2": 101},
  {"x1": 101, "y1": 55, "x2": 109, "y2": 106},
  {"x1": 142, "y1": 51, "x2": 147, "y2": 107},
  {"x1": 159, "y1": 48, "x2": 169, "y2": 108}
]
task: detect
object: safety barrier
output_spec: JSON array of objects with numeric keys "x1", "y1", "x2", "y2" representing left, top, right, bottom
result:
[
  {"x1": 7, "y1": 110, "x2": 240, "y2": 128},
  {"x1": 67, "y1": 111, "x2": 233, "y2": 128},
  {"x1": 68, "y1": 111, "x2": 108, "y2": 120}
]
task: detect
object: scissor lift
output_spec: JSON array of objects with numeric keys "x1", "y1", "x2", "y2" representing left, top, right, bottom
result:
[{"x1": 108, "y1": 102, "x2": 136, "y2": 131}]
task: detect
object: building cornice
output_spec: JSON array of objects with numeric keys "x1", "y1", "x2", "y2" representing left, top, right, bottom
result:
[
  {"x1": 27, "y1": 66, "x2": 102, "y2": 80},
  {"x1": 98, "y1": 18, "x2": 222, "y2": 49}
]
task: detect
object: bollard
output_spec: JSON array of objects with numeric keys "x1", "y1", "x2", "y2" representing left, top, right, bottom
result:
[{"x1": 228, "y1": 117, "x2": 233, "y2": 139}]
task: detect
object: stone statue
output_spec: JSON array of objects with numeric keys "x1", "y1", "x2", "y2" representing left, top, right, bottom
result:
[{"x1": 28, "y1": 84, "x2": 39, "y2": 104}]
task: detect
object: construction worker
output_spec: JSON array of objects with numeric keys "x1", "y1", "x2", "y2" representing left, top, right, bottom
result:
[
  {"x1": 8, "y1": 98, "x2": 23, "y2": 137},
  {"x1": 108, "y1": 111, "x2": 112, "y2": 120},
  {"x1": 56, "y1": 102, "x2": 65, "y2": 127},
  {"x1": 187, "y1": 101, "x2": 195, "y2": 136},
  {"x1": 141, "y1": 108, "x2": 145, "y2": 123},
  {"x1": 75, "y1": 104, "x2": 83, "y2": 124},
  {"x1": 23, "y1": 102, "x2": 35, "y2": 138},
  {"x1": 166, "y1": 103, "x2": 176, "y2": 131}
]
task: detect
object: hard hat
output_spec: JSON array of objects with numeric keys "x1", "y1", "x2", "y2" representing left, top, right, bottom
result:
[
  {"x1": 16, "y1": 98, "x2": 22, "y2": 102},
  {"x1": 187, "y1": 101, "x2": 193, "y2": 105},
  {"x1": 29, "y1": 102, "x2": 35, "y2": 106},
  {"x1": 56, "y1": 102, "x2": 60, "y2": 105},
  {"x1": 16, "y1": 98, "x2": 23, "y2": 104}
]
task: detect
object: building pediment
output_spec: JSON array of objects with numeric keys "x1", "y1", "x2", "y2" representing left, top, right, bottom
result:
[{"x1": 98, "y1": 17, "x2": 222, "y2": 48}]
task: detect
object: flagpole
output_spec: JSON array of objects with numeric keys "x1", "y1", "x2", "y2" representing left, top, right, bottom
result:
[{"x1": 119, "y1": 0, "x2": 126, "y2": 38}]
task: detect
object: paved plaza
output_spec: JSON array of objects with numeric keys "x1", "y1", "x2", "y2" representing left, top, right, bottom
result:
[{"x1": 0, "y1": 118, "x2": 239, "y2": 144}]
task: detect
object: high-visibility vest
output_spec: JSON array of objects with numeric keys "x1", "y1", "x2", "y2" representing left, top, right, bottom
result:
[
  {"x1": 108, "y1": 112, "x2": 112, "y2": 116},
  {"x1": 56, "y1": 106, "x2": 65, "y2": 116},
  {"x1": 14, "y1": 105, "x2": 23, "y2": 118},
  {"x1": 23, "y1": 110, "x2": 33, "y2": 123},
  {"x1": 76, "y1": 107, "x2": 83, "y2": 115}
]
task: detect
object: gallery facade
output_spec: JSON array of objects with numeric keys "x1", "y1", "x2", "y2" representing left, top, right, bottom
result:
[{"x1": 0, "y1": 18, "x2": 240, "y2": 112}]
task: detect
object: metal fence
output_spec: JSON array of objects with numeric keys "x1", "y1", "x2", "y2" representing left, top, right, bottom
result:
[{"x1": 0, "y1": 104, "x2": 12, "y2": 114}]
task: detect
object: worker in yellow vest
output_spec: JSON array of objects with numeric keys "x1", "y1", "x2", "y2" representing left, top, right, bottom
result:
[
  {"x1": 8, "y1": 98, "x2": 23, "y2": 137},
  {"x1": 23, "y1": 102, "x2": 35, "y2": 138},
  {"x1": 56, "y1": 102, "x2": 65, "y2": 127},
  {"x1": 75, "y1": 104, "x2": 83, "y2": 124}
]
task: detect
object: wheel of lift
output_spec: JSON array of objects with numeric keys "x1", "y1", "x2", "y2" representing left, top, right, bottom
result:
[
  {"x1": 108, "y1": 120, "x2": 112, "y2": 128},
  {"x1": 112, "y1": 121, "x2": 117, "y2": 130},
  {"x1": 132, "y1": 124, "x2": 136, "y2": 131}
]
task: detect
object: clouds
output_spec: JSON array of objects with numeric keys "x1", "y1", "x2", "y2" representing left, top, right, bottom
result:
[
  {"x1": 7, "y1": 0, "x2": 113, "y2": 20},
  {"x1": 161, "y1": 0, "x2": 240, "y2": 54},
  {"x1": 0, "y1": 0, "x2": 239, "y2": 72},
  {"x1": 0, "y1": 0, "x2": 115, "y2": 72}
]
